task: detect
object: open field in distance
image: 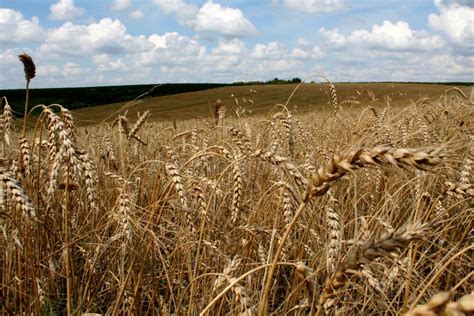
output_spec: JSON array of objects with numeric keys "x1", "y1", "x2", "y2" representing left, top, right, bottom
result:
[{"x1": 71, "y1": 82, "x2": 472, "y2": 125}]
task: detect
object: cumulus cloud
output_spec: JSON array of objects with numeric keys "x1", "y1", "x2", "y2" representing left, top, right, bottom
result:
[
  {"x1": 153, "y1": 0, "x2": 199, "y2": 23},
  {"x1": 2, "y1": 2, "x2": 473, "y2": 88},
  {"x1": 140, "y1": 32, "x2": 206, "y2": 66},
  {"x1": 315, "y1": 15, "x2": 473, "y2": 82},
  {"x1": 320, "y1": 21, "x2": 444, "y2": 51},
  {"x1": 282, "y1": 0, "x2": 345, "y2": 13},
  {"x1": 250, "y1": 40, "x2": 323, "y2": 62},
  {"x1": 428, "y1": 0, "x2": 474, "y2": 48},
  {"x1": 40, "y1": 18, "x2": 153, "y2": 56},
  {"x1": 60, "y1": 62, "x2": 89, "y2": 80},
  {"x1": 49, "y1": 0, "x2": 85, "y2": 21},
  {"x1": 0, "y1": 49, "x2": 19, "y2": 66},
  {"x1": 153, "y1": 0, "x2": 256, "y2": 38},
  {"x1": 429, "y1": 54, "x2": 473, "y2": 76},
  {"x1": 237, "y1": 40, "x2": 324, "y2": 80},
  {"x1": 252, "y1": 42, "x2": 288, "y2": 59},
  {"x1": 212, "y1": 39, "x2": 246, "y2": 55},
  {"x1": 193, "y1": 2, "x2": 256, "y2": 38},
  {"x1": 291, "y1": 38, "x2": 324, "y2": 59},
  {"x1": 93, "y1": 54, "x2": 128, "y2": 71},
  {"x1": 318, "y1": 28, "x2": 346, "y2": 47},
  {"x1": 0, "y1": 8, "x2": 44, "y2": 44},
  {"x1": 37, "y1": 64, "x2": 60, "y2": 77},
  {"x1": 112, "y1": 0, "x2": 132, "y2": 11}
]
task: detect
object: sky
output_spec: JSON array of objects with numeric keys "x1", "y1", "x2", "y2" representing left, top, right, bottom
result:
[{"x1": 0, "y1": 0, "x2": 473, "y2": 88}]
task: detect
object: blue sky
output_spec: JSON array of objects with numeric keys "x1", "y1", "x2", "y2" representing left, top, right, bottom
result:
[{"x1": 1, "y1": 0, "x2": 472, "y2": 88}]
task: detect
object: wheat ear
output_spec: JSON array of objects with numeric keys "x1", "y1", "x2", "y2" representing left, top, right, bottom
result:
[
  {"x1": 260, "y1": 146, "x2": 443, "y2": 315},
  {"x1": 317, "y1": 222, "x2": 431, "y2": 314},
  {"x1": 18, "y1": 53, "x2": 35, "y2": 137}
]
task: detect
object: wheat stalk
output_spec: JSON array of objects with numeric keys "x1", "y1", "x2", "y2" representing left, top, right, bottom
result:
[
  {"x1": 18, "y1": 53, "x2": 35, "y2": 137},
  {"x1": 231, "y1": 158, "x2": 243, "y2": 223},
  {"x1": 317, "y1": 222, "x2": 431, "y2": 314},
  {"x1": 304, "y1": 146, "x2": 443, "y2": 202},
  {"x1": 325, "y1": 190, "x2": 340, "y2": 273}
]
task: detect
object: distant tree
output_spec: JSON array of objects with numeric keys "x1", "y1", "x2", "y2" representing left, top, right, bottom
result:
[{"x1": 291, "y1": 77, "x2": 302, "y2": 83}]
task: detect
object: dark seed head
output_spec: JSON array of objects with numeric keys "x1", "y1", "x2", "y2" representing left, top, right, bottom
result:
[{"x1": 18, "y1": 53, "x2": 36, "y2": 82}]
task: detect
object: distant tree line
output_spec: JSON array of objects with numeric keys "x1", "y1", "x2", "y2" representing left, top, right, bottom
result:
[
  {"x1": 0, "y1": 83, "x2": 228, "y2": 116},
  {"x1": 233, "y1": 77, "x2": 302, "y2": 85}
]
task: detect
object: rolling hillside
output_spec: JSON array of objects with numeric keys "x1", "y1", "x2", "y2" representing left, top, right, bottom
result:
[{"x1": 70, "y1": 82, "x2": 471, "y2": 126}]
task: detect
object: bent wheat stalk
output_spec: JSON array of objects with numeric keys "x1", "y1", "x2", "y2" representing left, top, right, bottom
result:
[
  {"x1": 258, "y1": 145, "x2": 443, "y2": 315},
  {"x1": 316, "y1": 222, "x2": 431, "y2": 314}
]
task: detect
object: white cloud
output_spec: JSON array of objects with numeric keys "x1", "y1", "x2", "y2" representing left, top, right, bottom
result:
[
  {"x1": 320, "y1": 21, "x2": 444, "y2": 51},
  {"x1": 252, "y1": 42, "x2": 287, "y2": 59},
  {"x1": 130, "y1": 10, "x2": 144, "y2": 19},
  {"x1": 318, "y1": 28, "x2": 346, "y2": 47},
  {"x1": 93, "y1": 54, "x2": 128, "y2": 71},
  {"x1": 429, "y1": 54, "x2": 473, "y2": 76},
  {"x1": 290, "y1": 38, "x2": 324, "y2": 59},
  {"x1": 250, "y1": 40, "x2": 322, "y2": 62},
  {"x1": 0, "y1": 8, "x2": 44, "y2": 44},
  {"x1": 0, "y1": 49, "x2": 21, "y2": 67},
  {"x1": 0, "y1": 49, "x2": 24, "y2": 87},
  {"x1": 49, "y1": 0, "x2": 85, "y2": 21},
  {"x1": 1, "y1": 3, "x2": 473, "y2": 88},
  {"x1": 37, "y1": 64, "x2": 60, "y2": 76},
  {"x1": 232, "y1": 40, "x2": 324, "y2": 80},
  {"x1": 282, "y1": 0, "x2": 345, "y2": 13},
  {"x1": 40, "y1": 18, "x2": 153, "y2": 56},
  {"x1": 153, "y1": 0, "x2": 198, "y2": 22},
  {"x1": 153, "y1": 0, "x2": 256, "y2": 38},
  {"x1": 352, "y1": 21, "x2": 444, "y2": 50},
  {"x1": 205, "y1": 43, "x2": 244, "y2": 71},
  {"x1": 429, "y1": 0, "x2": 474, "y2": 48},
  {"x1": 112, "y1": 0, "x2": 132, "y2": 11},
  {"x1": 193, "y1": 1, "x2": 257, "y2": 38},
  {"x1": 212, "y1": 39, "x2": 246, "y2": 55},
  {"x1": 140, "y1": 32, "x2": 206, "y2": 66},
  {"x1": 61, "y1": 62, "x2": 88, "y2": 76}
]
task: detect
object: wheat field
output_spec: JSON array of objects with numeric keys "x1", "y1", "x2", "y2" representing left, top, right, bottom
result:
[{"x1": 1, "y1": 62, "x2": 473, "y2": 315}]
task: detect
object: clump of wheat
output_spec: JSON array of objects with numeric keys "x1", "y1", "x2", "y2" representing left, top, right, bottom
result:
[
  {"x1": 406, "y1": 291, "x2": 474, "y2": 316},
  {"x1": 0, "y1": 167, "x2": 36, "y2": 219},
  {"x1": 318, "y1": 222, "x2": 431, "y2": 311},
  {"x1": 2, "y1": 80, "x2": 472, "y2": 315},
  {"x1": 1, "y1": 97, "x2": 13, "y2": 145}
]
